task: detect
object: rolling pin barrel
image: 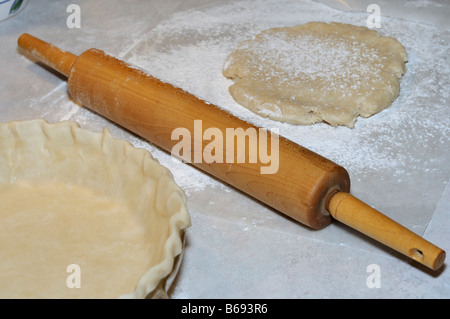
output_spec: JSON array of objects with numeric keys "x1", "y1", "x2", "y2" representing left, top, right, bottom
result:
[
  {"x1": 17, "y1": 33, "x2": 446, "y2": 270},
  {"x1": 67, "y1": 47, "x2": 351, "y2": 230}
]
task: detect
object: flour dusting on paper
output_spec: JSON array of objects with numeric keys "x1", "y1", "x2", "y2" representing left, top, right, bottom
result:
[{"x1": 123, "y1": 0, "x2": 449, "y2": 184}]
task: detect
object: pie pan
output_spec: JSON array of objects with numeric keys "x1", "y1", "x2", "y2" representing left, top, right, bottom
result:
[{"x1": 0, "y1": 119, "x2": 191, "y2": 298}]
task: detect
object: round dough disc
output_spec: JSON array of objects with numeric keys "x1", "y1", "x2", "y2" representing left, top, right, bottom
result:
[{"x1": 223, "y1": 22, "x2": 408, "y2": 128}]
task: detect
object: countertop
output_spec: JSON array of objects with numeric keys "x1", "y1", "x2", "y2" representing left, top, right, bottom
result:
[{"x1": 1, "y1": 0, "x2": 449, "y2": 298}]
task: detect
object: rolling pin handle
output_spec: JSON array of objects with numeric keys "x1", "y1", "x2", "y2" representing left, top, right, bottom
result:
[
  {"x1": 327, "y1": 191, "x2": 446, "y2": 270},
  {"x1": 17, "y1": 33, "x2": 77, "y2": 77}
]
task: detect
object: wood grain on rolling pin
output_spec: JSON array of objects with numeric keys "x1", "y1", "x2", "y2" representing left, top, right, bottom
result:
[{"x1": 67, "y1": 48, "x2": 350, "y2": 229}]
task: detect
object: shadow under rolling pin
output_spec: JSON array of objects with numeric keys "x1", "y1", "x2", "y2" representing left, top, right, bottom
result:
[{"x1": 17, "y1": 33, "x2": 446, "y2": 271}]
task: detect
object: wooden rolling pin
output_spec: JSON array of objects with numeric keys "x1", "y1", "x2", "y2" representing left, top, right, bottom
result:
[{"x1": 17, "y1": 33, "x2": 445, "y2": 270}]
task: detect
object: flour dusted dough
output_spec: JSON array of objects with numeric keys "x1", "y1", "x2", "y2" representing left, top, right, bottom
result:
[
  {"x1": 0, "y1": 120, "x2": 190, "y2": 299},
  {"x1": 223, "y1": 22, "x2": 408, "y2": 127}
]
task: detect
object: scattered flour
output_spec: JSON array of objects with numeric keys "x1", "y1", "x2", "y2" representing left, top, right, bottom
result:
[
  {"x1": 230, "y1": 30, "x2": 386, "y2": 90},
  {"x1": 122, "y1": 0, "x2": 449, "y2": 181},
  {"x1": 63, "y1": 0, "x2": 449, "y2": 197},
  {"x1": 404, "y1": 0, "x2": 446, "y2": 9}
]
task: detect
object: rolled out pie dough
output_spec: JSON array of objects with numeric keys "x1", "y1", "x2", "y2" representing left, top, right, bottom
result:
[
  {"x1": 223, "y1": 22, "x2": 408, "y2": 127},
  {"x1": 0, "y1": 120, "x2": 190, "y2": 299}
]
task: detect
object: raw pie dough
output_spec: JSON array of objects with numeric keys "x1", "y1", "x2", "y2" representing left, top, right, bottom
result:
[
  {"x1": 223, "y1": 22, "x2": 408, "y2": 127},
  {"x1": 0, "y1": 120, "x2": 190, "y2": 299}
]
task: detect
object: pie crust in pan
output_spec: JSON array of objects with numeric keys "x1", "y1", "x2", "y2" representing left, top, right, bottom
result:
[{"x1": 0, "y1": 119, "x2": 191, "y2": 298}]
